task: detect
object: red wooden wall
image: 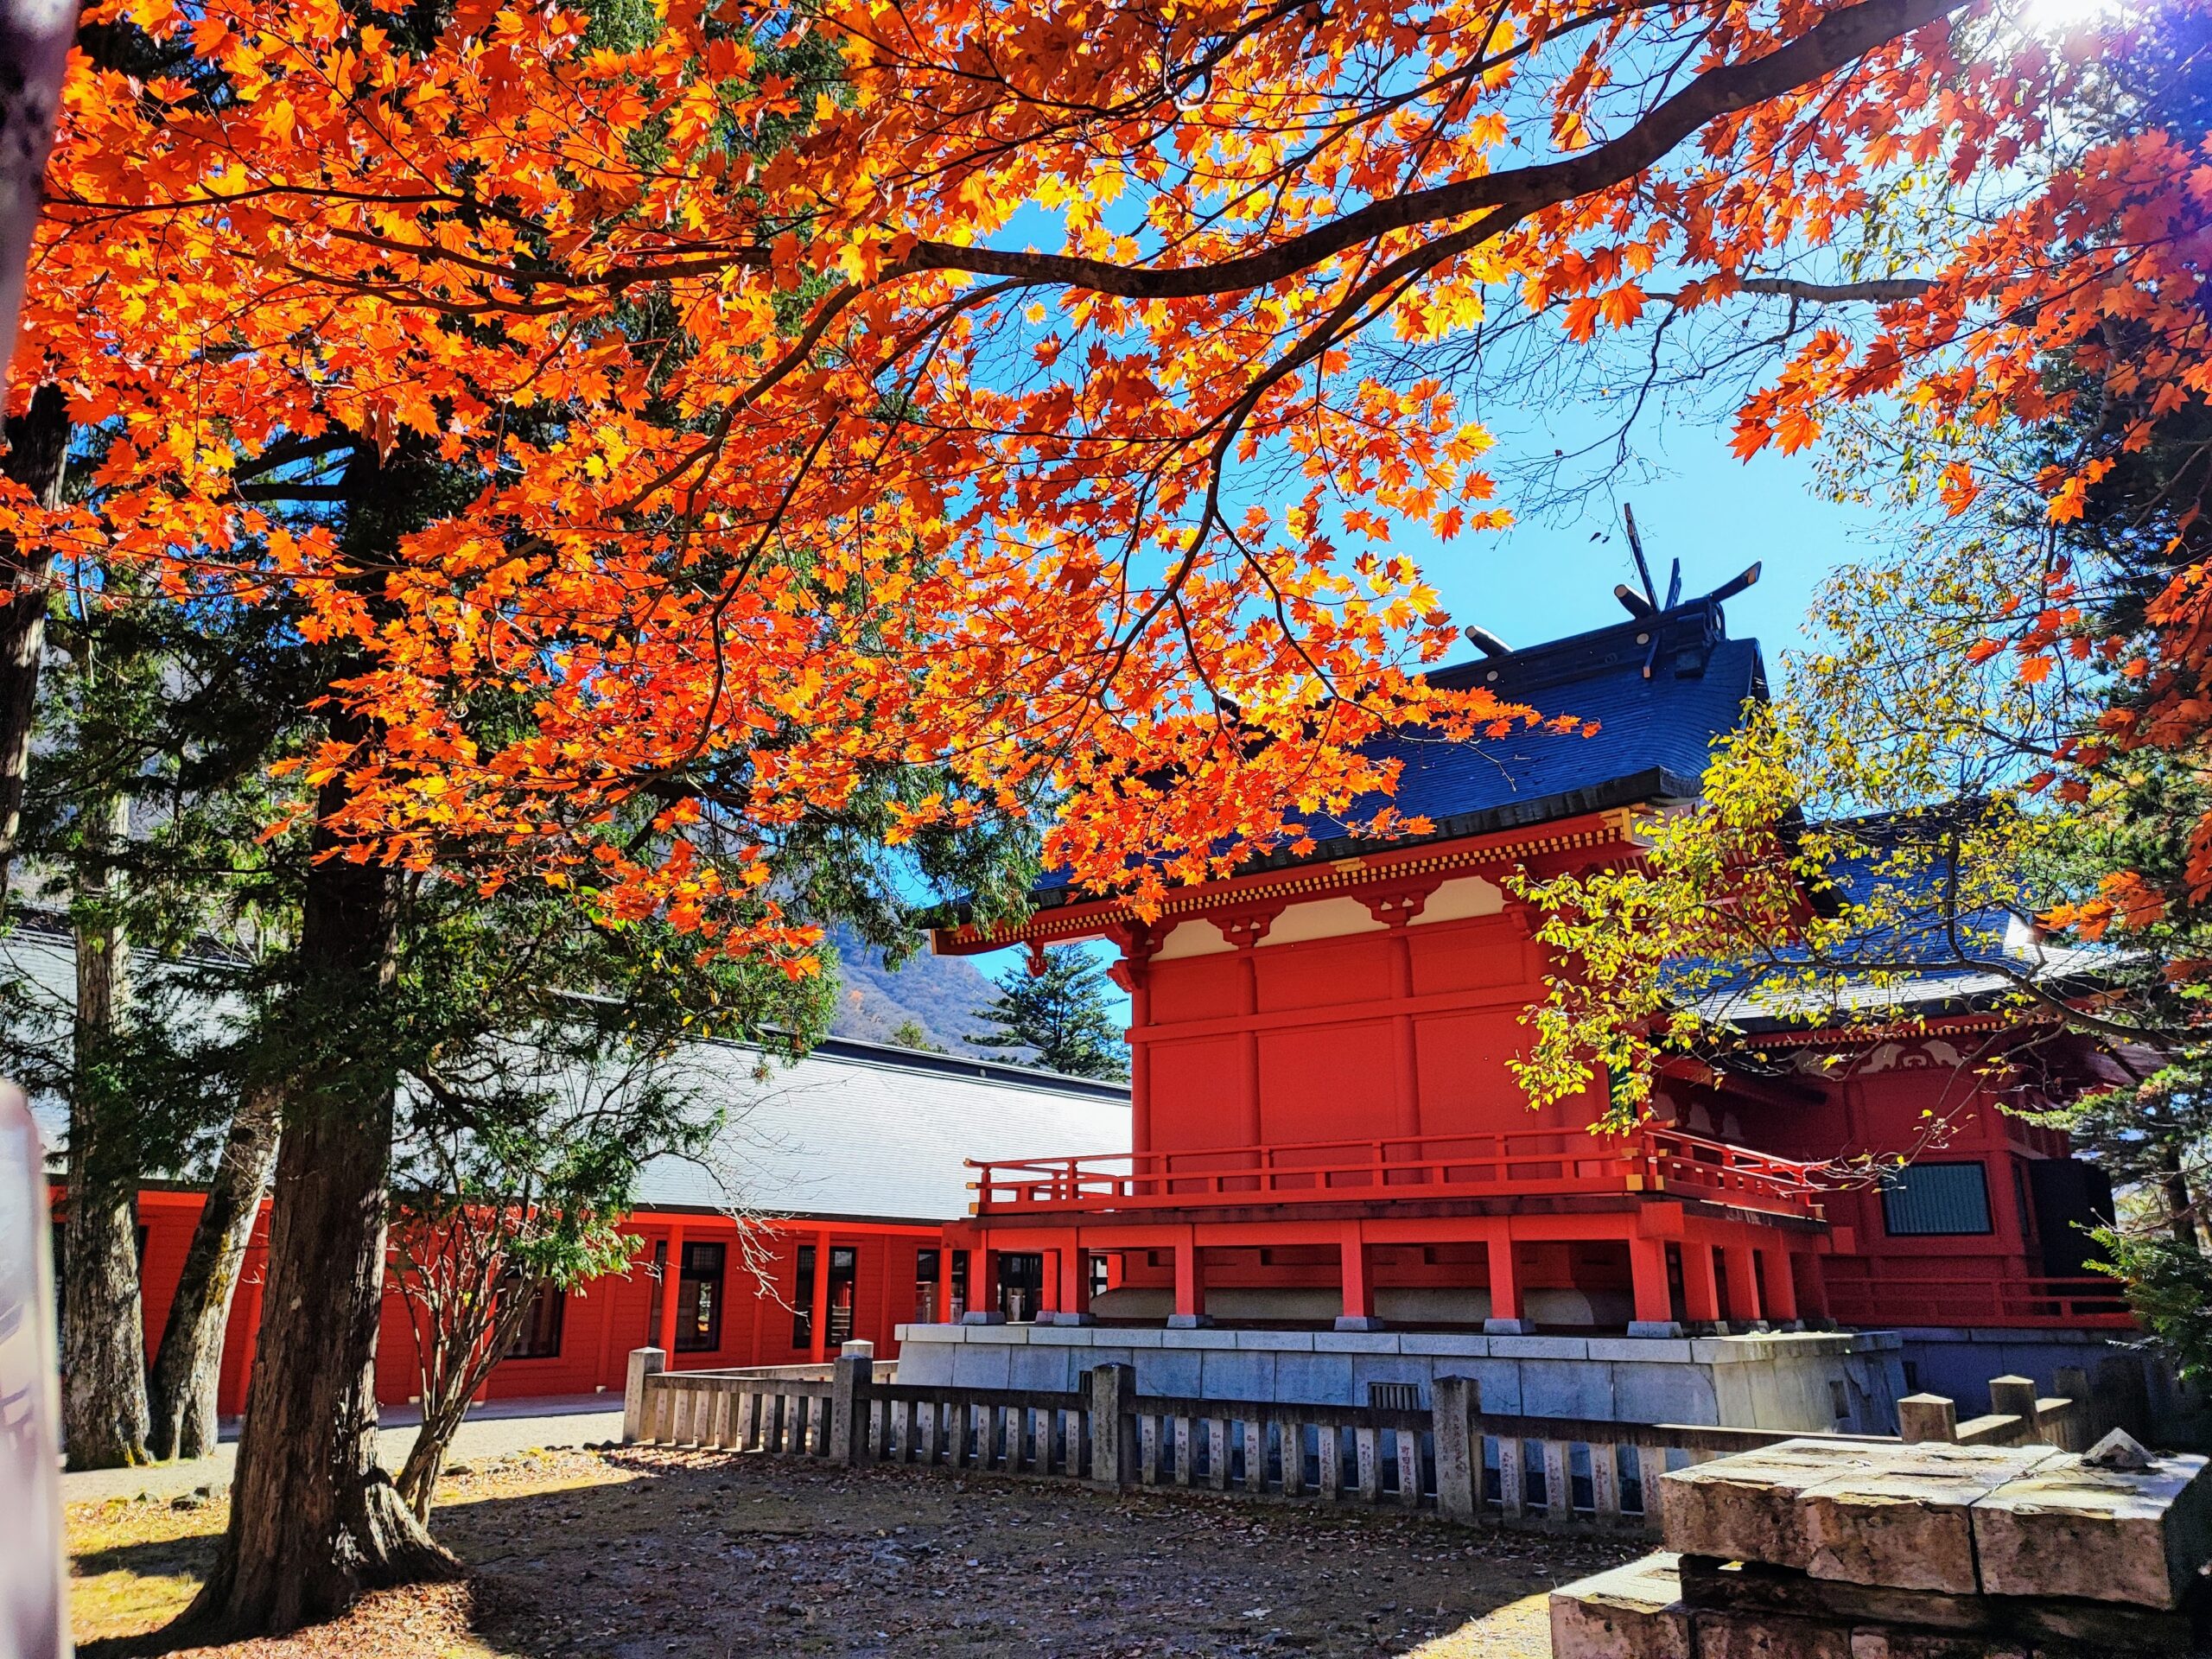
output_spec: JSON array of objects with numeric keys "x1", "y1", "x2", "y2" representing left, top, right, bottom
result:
[{"x1": 113, "y1": 1192, "x2": 935, "y2": 1417}]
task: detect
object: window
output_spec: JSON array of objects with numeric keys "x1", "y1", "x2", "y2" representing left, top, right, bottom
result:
[
  {"x1": 645, "y1": 1239, "x2": 724, "y2": 1351},
  {"x1": 915, "y1": 1248, "x2": 940, "y2": 1324},
  {"x1": 506, "y1": 1283, "x2": 565, "y2": 1360},
  {"x1": 673, "y1": 1242, "x2": 725, "y2": 1352},
  {"x1": 792, "y1": 1245, "x2": 857, "y2": 1348},
  {"x1": 1881, "y1": 1162, "x2": 1993, "y2": 1236}
]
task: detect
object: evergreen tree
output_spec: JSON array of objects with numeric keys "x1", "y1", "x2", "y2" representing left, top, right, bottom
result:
[{"x1": 971, "y1": 950, "x2": 1128, "y2": 1080}]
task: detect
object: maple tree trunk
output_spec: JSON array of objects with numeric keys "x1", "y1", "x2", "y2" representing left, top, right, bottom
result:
[
  {"x1": 394, "y1": 1395, "x2": 467, "y2": 1522},
  {"x1": 147, "y1": 1083, "x2": 282, "y2": 1460},
  {"x1": 0, "y1": 382, "x2": 67, "y2": 900},
  {"x1": 181, "y1": 752, "x2": 455, "y2": 1635},
  {"x1": 61, "y1": 791, "x2": 149, "y2": 1469},
  {"x1": 392, "y1": 1262, "x2": 538, "y2": 1522},
  {"x1": 0, "y1": 0, "x2": 76, "y2": 390}
]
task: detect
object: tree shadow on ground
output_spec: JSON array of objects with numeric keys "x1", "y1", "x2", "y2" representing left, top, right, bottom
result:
[{"x1": 76, "y1": 1447, "x2": 1642, "y2": 1659}]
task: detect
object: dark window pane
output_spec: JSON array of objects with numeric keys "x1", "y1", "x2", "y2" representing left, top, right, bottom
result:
[
  {"x1": 1881, "y1": 1162, "x2": 1993, "y2": 1236},
  {"x1": 646, "y1": 1238, "x2": 667, "y2": 1344},
  {"x1": 793, "y1": 1244, "x2": 857, "y2": 1349},
  {"x1": 996, "y1": 1251, "x2": 1044, "y2": 1322},
  {"x1": 507, "y1": 1284, "x2": 566, "y2": 1359},
  {"x1": 828, "y1": 1247, "x2": 856, "y2": 1346},
  {"x1": 676, "y1": 1241, "x2": 725, "y2": 1352},
  {"x1": 914, "y1": 1248, "x2": 939, "y2": 1324},
  {"x1": 793, "y1": 1244, "x2": 816, "y2": 1348}
]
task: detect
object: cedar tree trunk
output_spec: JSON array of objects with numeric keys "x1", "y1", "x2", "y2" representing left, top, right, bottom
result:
[
  {"x1": 60, "y1": 790, "x2": 149, "y2": 1468},
  {"x1": 0, "y1": 383, "x2": 68, "y2": 899},
  {"x1": 146, "y1": 1083, "x2": 281, "y2": 1459},
  {"x1": 2164, "y1": 1144, "x2": 2201, "y2": 1252},
  {"x1": 180, "y1": 749, "x2": 454, "y2": 1634}
]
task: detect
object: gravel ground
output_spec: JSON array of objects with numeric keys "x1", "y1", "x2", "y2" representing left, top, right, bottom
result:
[{"x1": 70, "y1": 1445, "x2": 1642, "y2": 1659}]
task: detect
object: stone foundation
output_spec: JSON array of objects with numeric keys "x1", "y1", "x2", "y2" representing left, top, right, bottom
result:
[
  {"x1": 892, "y1": 1323, "x2": 1907, "y2": 1434},
  {"x1": 1552, "y1": 1436, "x2": 2212, "y2": 1658}
]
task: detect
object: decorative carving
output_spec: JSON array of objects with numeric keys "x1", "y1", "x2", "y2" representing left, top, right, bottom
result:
[
  {"x1": 1216, "y1": 906, "x2": 1282, "y2": 950},
  {"x1": 1858, "y1": 1039, "x2": 1968, "y2": 1075},
  {"x1": 1359, "y1": 887, "x2": 1432, "y2": 927},
  {"x1": 1103, "y1": 921, "x2": 1162, "y2": 993}
]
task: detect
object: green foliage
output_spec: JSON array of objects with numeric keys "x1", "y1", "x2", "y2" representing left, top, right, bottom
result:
[
  {"x1": 886, "y1": 1017, "x2": 944, "y2": 1052},
  {"x1": 970, "y1": 948, "x2": 1128, "y2": 1080},
  {"x1": 2090, "y1": 1227, "x2": 2212, "y2": 1382}
]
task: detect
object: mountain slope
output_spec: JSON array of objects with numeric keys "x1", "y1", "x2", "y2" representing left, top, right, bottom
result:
[{"x1": 824, "y1": 925, "x2": 1020, "y2": 1057}]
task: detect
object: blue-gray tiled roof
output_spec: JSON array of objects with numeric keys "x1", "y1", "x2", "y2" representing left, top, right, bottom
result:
[{"x1": 1029, "y1": 597, "x2": 1765, "y2": 906}]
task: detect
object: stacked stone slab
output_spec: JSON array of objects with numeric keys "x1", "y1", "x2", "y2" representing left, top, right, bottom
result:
[{"x1": 1551, "y1": 1437, "x2": 2212, "y2": 1657}]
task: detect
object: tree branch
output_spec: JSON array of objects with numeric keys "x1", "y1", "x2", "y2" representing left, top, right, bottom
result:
[{"x1": 895, "y1": 0, "x2": 1961, "y2": 301}]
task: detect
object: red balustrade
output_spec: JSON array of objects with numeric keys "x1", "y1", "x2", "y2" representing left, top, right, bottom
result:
[
  {"x1": 967, "y1": 1125, "x2": 1823, "y2": 1220},
  {"x1": 1823, "y1": 1274, "x2": 2133, "y2": 1330}
]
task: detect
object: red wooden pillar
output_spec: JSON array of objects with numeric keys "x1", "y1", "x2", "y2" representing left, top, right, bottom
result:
[
  {"x1": 935, "y1": 1249, "x2": 957, "y2": 1323},
  {"x1": 1628, "y1": 1236, "x2": 1674, "y2": 1330},
  {"x1": 1484, "y1": 1229, "x2": 1524, "y2": 1331},
  {"x1": 657, "y1": 1223, "x2": 686, "y2": 1363},
  {"x1": 591, "y1": 1256, "x2": 618, "y2": 1384},
  {"x1": 979, "y1": 1247, "x2": 1002, "y2": 1321},
  {"x1": 1055, "y1": 1244, "x2": 1092, "y2": 1322},
  {"x1": 1722, "y1": 1240, "x2": 1764, "y2": 1325},
  {"x1": 810, "y1": 1225, "x2": 832, "y2": 1362},
  {"x1": 1387, "y1": 917, "x2": 1421, "y2": 1138},
  {"x1": 1171, "y1": 1230, "x2": 1209, "y2": 1325},
  {"x1": 1220, "y1": 914, "x2": 1273, "y2": 1156},
  {"x1": 1758, "y1": 1246, "x2": 1800, "y2": 1324},
  {"x1": 1109, "y1": 935, "x2": 1158, "y2": 1157},
  {"x1": 1238, "y1": 946, "x2": 1263, "y2": 1148},
  {"x1": 1337, "y1": 1223, "x2": 1380, "y2": 1329},
  {"x1": 1681, "y1": 1239, "x2": 1722, "y2": 1326},
  {"x1": 1794, "y1": 1252, "x2": 1832, "y2": 1323}
]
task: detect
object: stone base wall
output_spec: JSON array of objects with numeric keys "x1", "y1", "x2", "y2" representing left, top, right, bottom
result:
[{"x1": 890, "y1": 1324, "x2": 1909, "y2": 1434}]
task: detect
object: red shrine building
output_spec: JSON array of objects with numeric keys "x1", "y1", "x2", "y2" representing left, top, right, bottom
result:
[
  {"x1": 930, "y1": 589, "x2": 2126, "y2": 1349},
  {"x1": 38, "y1": 1031, "x2": 1128, "y2": 1416}
]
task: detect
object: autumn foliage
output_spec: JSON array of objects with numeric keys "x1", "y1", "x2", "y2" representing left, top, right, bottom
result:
[{"x1": 16, "y1": 0, "x2": 2212, "y2": 945}]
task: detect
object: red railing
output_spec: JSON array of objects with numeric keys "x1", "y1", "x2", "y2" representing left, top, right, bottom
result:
[
  {"x1": 1823, "y1": 1275, "x2": 2134, "y2": 1330},
  {"x1": 967, "y1": 1126, "x2": 1823, "y2": 1220}
]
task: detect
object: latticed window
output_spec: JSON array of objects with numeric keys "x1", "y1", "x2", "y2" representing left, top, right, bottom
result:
[{"x1": 1880, "y1": 1162, "x2": 1993, "y2": 1236}]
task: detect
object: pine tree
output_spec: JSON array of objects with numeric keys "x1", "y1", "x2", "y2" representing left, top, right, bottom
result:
[{"x1": 971, "y1": 950, "x2": 1128, "y2": 1080}]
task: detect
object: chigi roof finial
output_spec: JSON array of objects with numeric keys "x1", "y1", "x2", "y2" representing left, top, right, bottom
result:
[{"x1": 1608, "y1": 504, "x2": 1763, "y2": 677}]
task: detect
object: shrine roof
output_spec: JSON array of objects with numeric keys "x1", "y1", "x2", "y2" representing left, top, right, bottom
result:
[
  {"x1": 1678, "y1": 808, "x2": 2111, "y2": 1038},
  {"x1": 1023, "y1": 594, "x2": 1765, "y2": 912}
]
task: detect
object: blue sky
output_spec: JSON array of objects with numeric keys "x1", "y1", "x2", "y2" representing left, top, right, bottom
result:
[{"x1": 1410, "y1": 425, "x2": 1886, "y2": 673}]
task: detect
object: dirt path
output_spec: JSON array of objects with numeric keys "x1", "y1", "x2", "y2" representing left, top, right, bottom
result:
[{"x1": 71, "y1": 1446, "x2": 1640, "y2": 1659}]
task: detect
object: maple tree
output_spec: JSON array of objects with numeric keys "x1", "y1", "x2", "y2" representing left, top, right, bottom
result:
[{"x1": 17, "y1": 0, "x2": 2212, "y2": 1627}]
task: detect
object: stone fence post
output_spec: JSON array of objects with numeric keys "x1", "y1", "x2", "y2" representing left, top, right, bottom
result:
[
  {"x1": 1432, "y1": 1376, "x2": 1481, "y2": 1525},
  {"x1": 624, "y1": 1346, "x2": 665, "y2": 1443},
  {"x1": 1986, "y1": 1374, "x2": 2038, "y2": 1443},
  {"x1": 1897, "y1": 1392, "x2": 1958, "y2": 1444},
  {"x1": 830, "y1": 1342, "x2": 875, "y2": 1466},
  {"x1": 1088, "y1": 1363, "x2": 1135, "y2": 1492}
]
